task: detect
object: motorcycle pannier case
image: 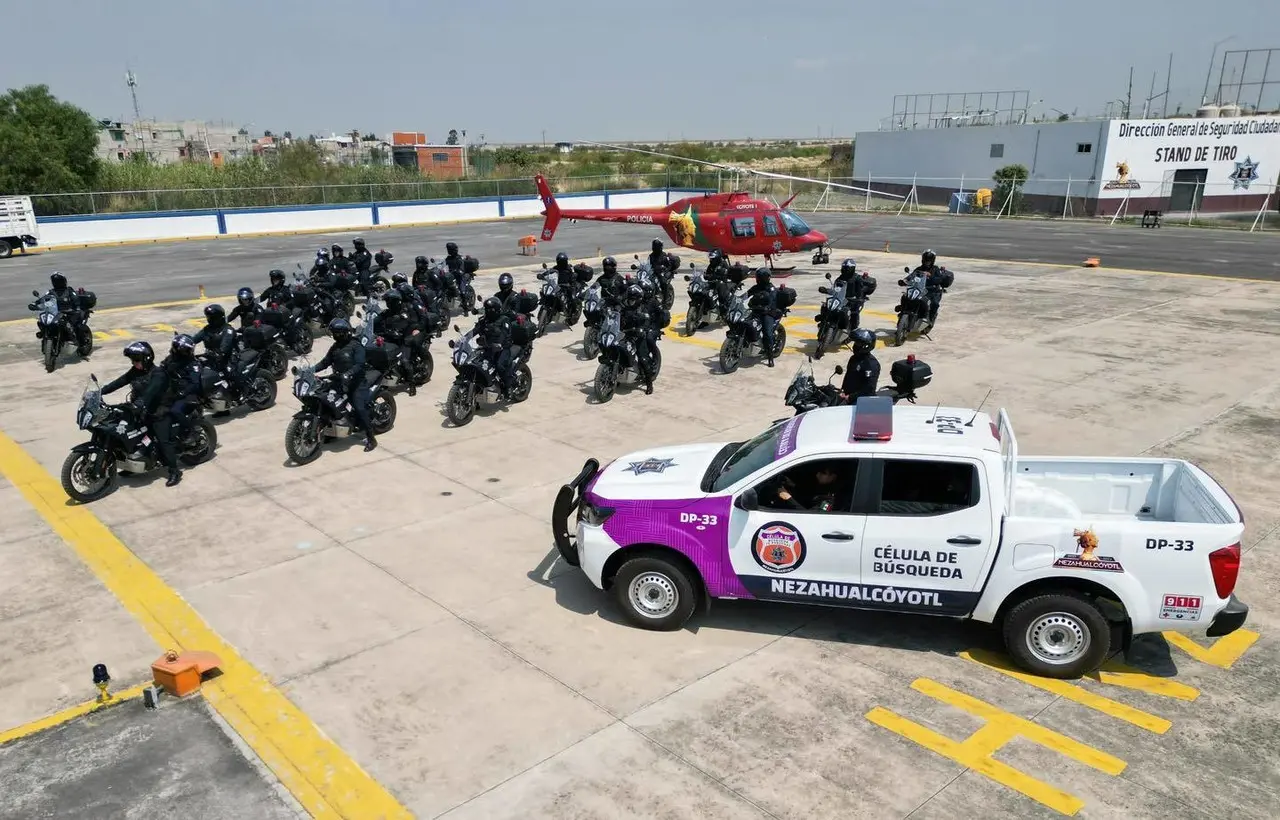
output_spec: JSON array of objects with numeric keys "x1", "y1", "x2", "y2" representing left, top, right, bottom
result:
[
  {"x1": 935, "y1": 269, "x2": 954, "y2": 288},
  {"x1": 573, "y1": 263, "x2": 595, "y2": 283},
  {"x1": 727, "y1": 264, "x2": 750, "y2": 284},
  {"x1": 510, "y1": 316, "x2": 533, "y2": 346},
  {"x1": 776, "y1": 286, "x2": 797, "y2": 309},
  {"x1": 77, "y1": 290, "x2": 98, "y2": 311},
  {"x1": 890, "y1": 357, "x2": 933, "y2": 391},
  {"x1": 241, "y1": 324, "x2": 279, "y2": 351},
  {"x1": 257, "y1": 307, "x2": 287, "y2": 329},
  {"x1": 514, "y1": 291, "x2": 539, "y2": 314},
  {"x1": 364, "y1": 341, "x2": 394, "y2": 372},
  {"x1": 463, "y1": 255, "x2": 480, "y2": 275},
  {"x1": 861, "y1": 275, "x2": 877, "y2": 297}
]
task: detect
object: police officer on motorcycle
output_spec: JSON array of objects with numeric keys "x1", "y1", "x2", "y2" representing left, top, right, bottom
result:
[
  {"x1": 492, "y1": 272, "x2": 519, "y2": 312},
  {"x1": 227, "y1": 287, "x2": 264, "y2": 328},
  {"x1": 911, "y1": 249, "x2": 950, "y2": 327},
  {"x1": 41, "y1": 271, "x2": 90, "y2": 346},
  {"x1": 647, "y1": 238, "x2": 666, "y2": 271},
  {"x1": 192, "y1": 304, "x2": 245, "y2": 399},
  {"x1": 100, "y1": 340, "x2": 183, "y2": 486},
  {"x1": 833, "y1": 259, "x2": 876, "y2": 330},
  {"x1": 744, "y1": 268, "x2": 780, "y2": 368},
  {"x1": 374, "y1": 290, "x2": 424, "y2": 396},
  {"x1": 315, "y1": 318, "x2": 377, "y2": 451},
  {"x1": 839, "y1": 328, "x2": 880, "y2": 402},
  {"x1": 620, "y1": 283, "x2": 657, "y2": 394},
  {"x1": 470, "y1": 297, "x2": 516, "y2": 399}
]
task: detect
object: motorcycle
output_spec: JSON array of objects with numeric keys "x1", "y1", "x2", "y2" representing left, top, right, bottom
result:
[
  {"x1": 199, "y1": 351, "x2": 277, "y2": 414},
  {"x1": 359, "y1": 298, "x2": 434, "y2": 392},
  {"x1": 444, "y1": 324, "x2": 532, "y2": 426},
  {"x1": 783, "y1": 354, "x2": 933, "y2": 416},
  {"x1": 814, "y1": 271, "x2": 874, "y2": 359},
  {"x1": 238, "y1": 321, "x2": 291, "y2": 381},
  {"x1": 635, "y1": 254, "x2": 676, "y2": 310},
  {"x1": 433, "y1": 256, "x2": 479, "y2": 315},
  {"x1": 295, "y1": 264, "x2": 352, "y2": 324},
  {"x1": 579, "y1": 283, "x2": 604, "y2": 358},
  {"x1": 682, "y1": 264, "x2": 720, "y2": 336},
  {"x1": 365, "y1": 250, "x2": 395, "y2": 296},
  {"x1": 718, "y1": 286, "x2": 795, "y2": 373},
  {"x1": 592, "y1": 305, "x2": 662, "y2": 403},
  {"x1": 894, "y1": 267, "x2": 932, "y2": 346},
  {"x1": 59, "y1": 376, "x2": 217, "y2": 503},
  {"x1": 29, "y1": 289, "x2": 95, "y2": 372},
  {"x1": 284, "y1": 357, "x2": 397, "y2": 464},
  {"x1": 534, "y1": 265, "x2": 568, "y2": 336}
]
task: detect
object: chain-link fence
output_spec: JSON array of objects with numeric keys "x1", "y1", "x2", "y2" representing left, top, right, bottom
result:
[{"x1": 28, "y1": 171, "x2": 724, "y2": 217}]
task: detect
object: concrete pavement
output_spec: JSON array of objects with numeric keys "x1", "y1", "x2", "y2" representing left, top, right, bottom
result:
[
  {"x1": 4, "y1": 211, "x2": 1280, "y2": 320},
  {"x1": 0, "y1": 249, "x2": 1276, "y2": 818}
]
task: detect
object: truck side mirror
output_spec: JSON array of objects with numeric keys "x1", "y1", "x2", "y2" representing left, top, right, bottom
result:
[{"x1": 735, "y1": 488, "x2": 759, "y2": 511}]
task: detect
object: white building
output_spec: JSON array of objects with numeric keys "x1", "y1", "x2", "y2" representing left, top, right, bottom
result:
[{"x1": 853, "y1": 110, "x2": 1280, "y2": 215}]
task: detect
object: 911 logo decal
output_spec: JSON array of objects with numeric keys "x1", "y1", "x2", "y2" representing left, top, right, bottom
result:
[
  {"x1": 752, "y1": 522, "x2": 806, "y2": 573},
  {"x1": 1159, "y1": 594, "x2": 1203, "y2": 620}
]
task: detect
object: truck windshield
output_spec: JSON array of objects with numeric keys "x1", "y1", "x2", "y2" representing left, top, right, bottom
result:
[{"x1": 710, "y1": 422, "x2": 785, "y2": 492}]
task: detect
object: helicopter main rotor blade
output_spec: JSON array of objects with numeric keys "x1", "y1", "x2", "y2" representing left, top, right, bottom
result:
[{"x1": 573, "y1": 139, "x2": 907, "y2": 200}]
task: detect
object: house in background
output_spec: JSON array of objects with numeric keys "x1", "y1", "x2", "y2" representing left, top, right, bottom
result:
[{"x1": 390, "y1": 132, "x2": 465, "y2": 179}]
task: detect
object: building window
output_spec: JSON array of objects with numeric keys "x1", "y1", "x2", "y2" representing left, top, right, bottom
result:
[
  {"x1": 109, "y1": 129, "x2": 125, "y2": 142},
  {"x1": 432, "y1": 152, "x2": 449, "y2": 162},
  {"x1": 989, "y1": 143, "x2": 1004, "y2": 158},
  {"x1": 1077, "y1": 143, "x2": 1092, "y2": 153},
  {"x1": 151, "y1": 132, "x2": 158, "y2": 140},
  {"x1": 117, "y1": 151, "x2": 125, "y2": 160}
]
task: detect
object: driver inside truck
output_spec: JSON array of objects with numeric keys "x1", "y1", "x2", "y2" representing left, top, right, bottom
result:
[{"x1": 764, "y1": 460, "x2": 849, "y2": 512}]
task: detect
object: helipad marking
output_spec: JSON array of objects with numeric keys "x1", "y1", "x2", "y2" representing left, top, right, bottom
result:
[{"x1": 0, "y1": 430, "x2": 411, "y2": 819}]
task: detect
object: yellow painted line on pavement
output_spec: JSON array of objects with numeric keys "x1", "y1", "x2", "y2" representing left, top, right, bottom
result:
[
  {"x1": 0, "y1": 431, "x2": 411, "y2": 819},
  {"x1": 0, "y1": 683, "x2": 150, "y2": 746},
  {"x1": 960, "y1": 650, "x2": 1172, "y2": 733},
  {"x1": 1090, "y1": 661, "x2": 1201, "y2": 701},
  {"x1": 1163, "y1": 629, "x2": 1259, "y2": 669}
]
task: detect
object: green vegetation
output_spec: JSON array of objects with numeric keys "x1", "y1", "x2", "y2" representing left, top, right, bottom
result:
[
  {"x1": 992, "y1": 164, "x2": 1029, "y2": 215},
  {"x1": 3, "y1": 84, "x2": 848, "y2": 215}
]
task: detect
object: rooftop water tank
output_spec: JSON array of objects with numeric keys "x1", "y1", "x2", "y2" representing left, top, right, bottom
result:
[{"x1": 1196, "y1": 104, "x2": 1221, "y2": 118}]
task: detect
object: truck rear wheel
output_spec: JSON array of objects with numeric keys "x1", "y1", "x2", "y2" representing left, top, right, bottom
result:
[
  {"x1": 1002, "y1": 593, "x2": 1111, "y2": 679},
  {"x1": 613, "y1": 555, "x2": 697, "y2": 631}
]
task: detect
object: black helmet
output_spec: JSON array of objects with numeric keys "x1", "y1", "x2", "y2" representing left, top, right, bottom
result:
[
  {"x1": 204, "y1": 303, "x2": 226, "y2": 327},
  {"x1": 353, "y1": 236, "x2": 366, "y2": 249},
  {"x1": 236, "y1": 287, "x2": 255, "y2": 307},
  {"x1": 652, "y1": 238, "x2": 663, "y2": 253},
  {"x1": 922, "y1": 249, "x2": 936, "y2": 267},
  {"x1": 383, "y1": 290, "x2": 402, "y2": 310},
  {"x1": 170, "y1": 334, "x2": 196, "y2": 360},
  {"x1": 328, "y1": 317, "x2": 352, "y2": 342},
  {"x1": 395, "y1": 281, "x2": 415, "y2": 299},
  {"x1": 624, "y1": 284, "x2": 644, "y2": 306},
  {"x1": 851, "y1": 327, "x2": 875, "y2": 354},
  {"x1": 840, "y1": 259, "x2": 857, "y2": 275},
  {"x1": 709, "y1": 249, "x2": 724, "y2": 262},
  {"x1": 50, "y1": 272, "x2": 67, "y2": 290},
  {"x1": 755, "y1": 268, "x2": 771, "y2": 284},
  {"x1": 498, "y1": 272, "x2": 513, "y2": 292},
  {"x1": 269, "y1": 268, "x2": 286, "y2": 284},
  {"x1": 391, "y1": 272, "x2": 408, "y2": 285},
  {"x1": 555, "y1": 251, "x2": 569, "y2": 267},
  {"x1": 482, "y1": 296, "x2": 502, "y2": 319},
  {"x1": 414, "y1": 255, "x2": 428, "y2": 268},
  {"x1": 446, "y1": 242, "x2": 459, "y2": 255},
  {"x1": 602, "y1": 256, "x2": 617, "y2": 272},
  {"x1": 123, "y1": 340, "x2": 154, "y2": 367}
]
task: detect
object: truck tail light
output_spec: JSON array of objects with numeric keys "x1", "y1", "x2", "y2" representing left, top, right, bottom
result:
[{"x1": 1209, "y1": 542, "x2": 1241, "y2": 599}]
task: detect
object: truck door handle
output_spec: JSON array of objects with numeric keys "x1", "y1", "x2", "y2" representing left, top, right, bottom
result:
[
  {"x1": 822, "y1": 532, "x2": 855, "y2": 541},
  {"x1": 947, "y1": 536, "x2": 982, "y2": 545}
]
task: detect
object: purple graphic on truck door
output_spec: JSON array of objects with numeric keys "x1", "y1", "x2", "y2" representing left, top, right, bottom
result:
[{"x1": 594, "y1": 493, "x2": 751, "y2": 598}]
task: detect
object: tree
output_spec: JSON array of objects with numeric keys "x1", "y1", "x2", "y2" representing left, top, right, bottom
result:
[
  {"x1": 0, "y1": 84, "x2": 101, "y2": 194},
  {"x1": 992, "y1": 164, "x2": 1029, "y2": 215},
  {"x1": 445, "y1": 129, "x2": 459, "y2": 145},
  {"x1": 282, "y1": 130, "x2": 293, "y2": 140},
  {"x1": 362, "y1": 132, "x2": 377, "y2": 141},
  {"x1": 263, "y1": 129, "x2": 274, "y2": 137}
]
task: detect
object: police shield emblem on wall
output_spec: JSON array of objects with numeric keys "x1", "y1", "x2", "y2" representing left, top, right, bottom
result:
[{"x1": 1229, "y1": 157, "x2": 1260, "y2": 190}]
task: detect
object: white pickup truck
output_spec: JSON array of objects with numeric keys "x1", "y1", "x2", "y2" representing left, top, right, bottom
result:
[
  {"x1": 551, "y1": 395, "x2": 1249, "y2": 678},
  {"x1": 0, "y1": 196, "x2": 39, "y2": 258}
]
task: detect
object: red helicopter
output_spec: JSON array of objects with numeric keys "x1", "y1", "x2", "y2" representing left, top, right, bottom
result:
[{"x1": 535, "y1": 141, "x2": 896, "y2": 270}]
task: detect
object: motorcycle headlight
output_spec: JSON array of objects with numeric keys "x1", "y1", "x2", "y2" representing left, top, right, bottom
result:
[
  {"x1": 453, "y1": 349, "x2": 468, "y2": 366},
  {"x1": 729, "y1": 309, "x2": 744, "y2": 323},
  {"x1": 77, "y1": 408, "x2": 93, "y2": 429},
  {"x1": 600, "y1": 332, "x2": 616, "y2": 348},
  {"x1": 294, "y1": 380, "x2": 311, "y2": 399}
]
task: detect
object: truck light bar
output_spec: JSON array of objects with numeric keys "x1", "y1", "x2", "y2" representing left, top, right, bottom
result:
[{"x1": 850, "y1": 396, "x2": 893, "y2": 441}]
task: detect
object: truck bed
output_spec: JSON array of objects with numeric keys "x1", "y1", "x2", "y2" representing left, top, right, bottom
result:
[{"x1": 1011, "y1": 457, "x2": 1241, "y2": 524}]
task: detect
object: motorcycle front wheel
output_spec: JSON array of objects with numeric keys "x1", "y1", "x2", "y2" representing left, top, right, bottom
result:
[
  {"x1": 684, "y1": 304, "x2": 703, "y2": 337},
  {"x1": 581, "y1": 326, "x2": 599, "y2": 360},
  {"x1": 536, "y1": 306, "x2": 552, "y2": 337},
  {"x1": 42, "y1": 336, "x2": 58, "y2": 372},
  {"x1": 285, "y1": 416, "x2": 323, "y2": 464},
  {"x1": 446, "y1": 382, "x2": 476, "y2": 426},
  {"x1": 60, "y1": 448, "x2": 118, "y2": 503},
  {"x1": 593, "y1": 362, "x2": 618, "y2": 403},
  {"x1": 77, "y1": 329, "x2": 94, "y2": 358},
  {"x1": 895, "y1": 313, "x2": 910, "y2": 346},
  {"x1": 719, "y1": 335, "x2": 743, "y2": 374}
]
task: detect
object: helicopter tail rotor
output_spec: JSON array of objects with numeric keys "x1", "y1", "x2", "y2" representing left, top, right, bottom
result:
[{"x1": 535, "y1": 174, "x2": 562, "y2": 241}]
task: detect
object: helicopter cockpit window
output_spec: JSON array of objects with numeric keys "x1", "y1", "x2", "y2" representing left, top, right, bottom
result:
[
  {"x1": 779, "y1": 209, "x2": 811, "y2": 237},
  {"x1": 730, "y1": 217, "x2": 756, "y2": 238},
  {"x1": 763, "y1": 214, "x2": 780, "y2": 236}
]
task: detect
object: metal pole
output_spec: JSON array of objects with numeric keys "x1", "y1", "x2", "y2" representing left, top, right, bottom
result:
[
  {"x1": 865, "y1": 173, "x2": 871, "y2": 211},
  {"x1": 1258, "y1": 50, "x2": 1273, "y2": 111},
  {"x1": 1249, "y1": 185, "x2": 1273, "y2": 232},
  {"x1": 957, "y1": 174, "x2": 964, "y2": 215},
  {"x1": 1063, "y1": 177, "x2": 1071, "y2": 219}
]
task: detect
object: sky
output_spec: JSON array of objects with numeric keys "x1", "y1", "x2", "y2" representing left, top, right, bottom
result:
[{"x1": 3, "y1": 0, "x2": 1279, "y2": 144}]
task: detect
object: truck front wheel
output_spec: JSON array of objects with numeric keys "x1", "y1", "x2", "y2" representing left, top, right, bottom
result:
[
  {"x1": 613, "y1": 555, "x2": 698, "y2": 631},
  {"x1": 1002, "y1": 593, "x2": 1111, "y2": 679}
]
